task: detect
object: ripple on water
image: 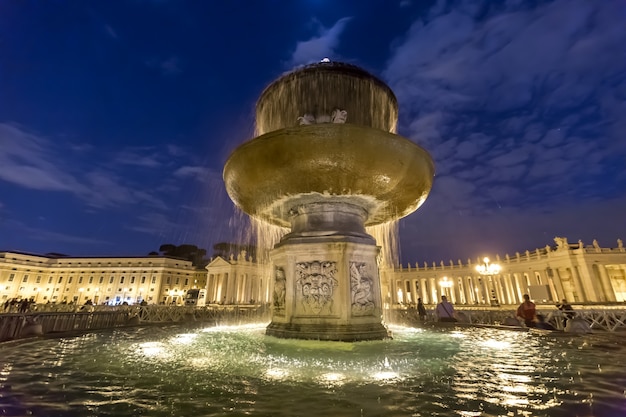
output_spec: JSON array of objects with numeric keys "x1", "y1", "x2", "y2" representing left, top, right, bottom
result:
[{"x1": 1, "y1": 324, "x2": 625, "y2": 416}]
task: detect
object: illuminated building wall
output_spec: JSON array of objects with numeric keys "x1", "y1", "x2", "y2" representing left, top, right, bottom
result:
[{"x1": 0, "y1": 251, "x2": 204, "y2": 305}]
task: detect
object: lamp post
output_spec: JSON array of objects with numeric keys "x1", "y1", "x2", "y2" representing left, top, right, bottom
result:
[{"x1": 475, "y1": 257, "x2": 501, "y2": 306}]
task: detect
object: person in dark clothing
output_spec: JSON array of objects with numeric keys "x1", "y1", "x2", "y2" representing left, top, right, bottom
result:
[
  {"x1": 535, "y1": 314, "x2": 556, "y2": 330},
  {"x1": 417, "y1": 298, "x2": 427, "y2": 322},
  {"x1": 556, "y1": 299, "x2": 575, "y2": 329}
]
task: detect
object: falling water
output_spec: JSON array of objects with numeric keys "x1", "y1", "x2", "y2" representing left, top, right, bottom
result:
[
  {"x1": 367, "y1": 221, "x2": 400, "y2": 268},
  {"x1": 255, "y1": 62, "x2": 398, "y2": 136}
]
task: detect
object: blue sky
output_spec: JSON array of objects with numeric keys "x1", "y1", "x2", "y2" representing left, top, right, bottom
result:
[{"x1": 1, "y1": 0, "x2": 625, "y2": 264}]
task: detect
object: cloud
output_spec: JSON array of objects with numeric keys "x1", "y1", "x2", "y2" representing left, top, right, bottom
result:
[
  {"x1": 0, "y1": 124, "x2": 85, "y2": 192},
  {"x1": 114, "y1": 149, "x2": 163, "y2": 168},
  {"x1": 1, "y1": 218, "x2": 111, "y2": 246},
  {"x1": 289, "y1": 17, "x2": 352, "y2": 66},
  {"x1": 0, "y1": 123, "x2": 183, "y2": 211},
  {"x1": 384, "y1": 0, "x2": 626, "y2": 214},
  {"x1": 146, "y1": 56, "x2": 182, "y2": 76},
  {"x1": 104, "y1": 24, "x2": 118, "y2": 39}
]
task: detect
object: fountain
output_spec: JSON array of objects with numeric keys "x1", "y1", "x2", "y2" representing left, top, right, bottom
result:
[{"x1": 223, "y1": 61, "x2": 435, "y2": 341}]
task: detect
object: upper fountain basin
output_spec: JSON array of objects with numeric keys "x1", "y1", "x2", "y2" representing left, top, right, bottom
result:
[
  {"x1": 223, "y1": 123, "x2": 435, "y2": 228},
  {"x1": 255, "y1": 61, "x2": 398, "y2": 135}
]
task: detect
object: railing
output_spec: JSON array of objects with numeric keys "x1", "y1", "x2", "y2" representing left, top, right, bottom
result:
[
  {"x1": 137, "y1": 305, "x2": 271, "y2": 324},
  {"x1": 3, "y1": 304, "x2": 624, "y2": 344},
  {"x1": 0, "y1": 304, "x2": 272, "y2": 343},
  {"x1": 0, "y1": 310, "x2": 135, "y2": 343},
  {"x1": 394, "y1": 307, "x2": 626, "y2": 332}
]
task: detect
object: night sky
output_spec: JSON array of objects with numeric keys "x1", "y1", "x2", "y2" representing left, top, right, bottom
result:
[{"x1": 1, "y1": 0, "x2": 625, "y2": 265}]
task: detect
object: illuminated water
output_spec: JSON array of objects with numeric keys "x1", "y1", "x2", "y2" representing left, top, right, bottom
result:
[{"x1": 1, "y1": 324, "x2": 625, "y2": 416}]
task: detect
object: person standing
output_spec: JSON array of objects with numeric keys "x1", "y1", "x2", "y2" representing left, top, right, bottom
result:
[
  {"x1": 435, "y1": 295, "x2": 456, "y2": 322},
  {"x1": 417, "y1": 298, "x2": 427, "y2": 322},
  {"x1": 516, "y1": 294, "x2": 537, "y2": 327},
  {"x1": 556, "y1": 299, "x2": 575, "y2": 329}
]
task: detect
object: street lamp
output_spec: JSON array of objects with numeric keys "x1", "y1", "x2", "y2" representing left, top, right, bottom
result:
[{"x1": 475, "y1": 257, "x2": 501, "y2": 306}]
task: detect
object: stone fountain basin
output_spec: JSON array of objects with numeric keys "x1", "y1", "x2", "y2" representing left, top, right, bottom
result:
[{"x1": 223, "y1": 123, "x2": 435, "y2": 228}]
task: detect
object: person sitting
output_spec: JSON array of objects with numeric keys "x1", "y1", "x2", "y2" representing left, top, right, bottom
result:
[
  {"x1": 435, "y1": 295, "x2": 456, "y2": 322},
  {"x1": 565, "y1": 317, "x2": 592, "y2": 334},
  {"x1": 556, "y1": 299, "x2": 575, "y2": 329},
  {"x1": 516, "y1": 294, "x2": 537, "y2": 328},
  {"x1": 535, "y1": 314, "x2": 556, "y2": 330}
]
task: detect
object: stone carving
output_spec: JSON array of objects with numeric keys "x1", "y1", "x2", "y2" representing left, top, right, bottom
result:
[
  {"x1": 554, "y1": 237, "x2": 569, "y2": 251},
  {"x1": 618, "y1": 239, "x2": 624, "y2": 250},
  {"x1": 294, "y1": 261, "x2": 338, "y2": 315},
  {"x1": 331, "y1": 108, "x2": 347, "y2": 123},
  {"x1": 297, "y1": 108, "x2": 347, "y2": 125},
  {"x1": 272, "y1": 267, "x2": 286, "y2": 316},
  {"x1": 593, "y1": 239, "x2": 600, "y2": 250},
  {"x1": 350, "y1": 262, "x2": 375, "y2": 316},
  {"x1": 297, "y1": 114, "x2": 315, "y2": 125}
]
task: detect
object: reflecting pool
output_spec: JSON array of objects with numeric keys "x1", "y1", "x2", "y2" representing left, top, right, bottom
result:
[{"x1": 1, "y1": 324, "x2": 625, "y2": 416}]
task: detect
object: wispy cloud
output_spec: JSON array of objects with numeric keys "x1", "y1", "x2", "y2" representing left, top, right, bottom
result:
[
  {"x1": 146, "y1": 56, "x2": 182, "y2": 76},
  {"x1": 289, "y1": 17, "x2": 352, "y2": 66},
  {"x1": 0, "y1": 123, "x2": 188, "y2": 211},
  {"x1": 0, "y1": 124, "x2": 85, "y2": 192},
  {"x1": 104, "y1": 24, "x2": 118, "y2": 39},
  {"x1": 384, "y1": 0, "x2": 626, "y2": 217}
]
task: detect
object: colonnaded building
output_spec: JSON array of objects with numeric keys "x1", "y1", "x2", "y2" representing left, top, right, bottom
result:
[
  {"x1": 0, "y1": 252, "x2": 206, "y2": 306},
  {"x1": 2, "y1": 237, "x2": 625, "y2": 307}
]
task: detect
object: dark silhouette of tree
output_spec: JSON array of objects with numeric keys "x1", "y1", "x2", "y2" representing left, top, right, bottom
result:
[
  {"x1": 152, "y1": 244, "x2": 209, "y2": 268},
  {"x1": 212, "y1": 242, "x2": 257, "y2": 260}
]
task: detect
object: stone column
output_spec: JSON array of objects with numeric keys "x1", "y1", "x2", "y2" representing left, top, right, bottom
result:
[
  {"x1": 503, "y1": 274, "x2": 516, "y2": 304},
  {"x1": 453, "y1": 277, "x2": 463, "y2": 304},
  {"x1": 421, "y1": 278, "x2": 430, "y2": 304},
  {"x1": 547, "y1": 268, "x2": 565, "y2": 301},
  {"x1": 463, "y1": 277, "x2": 472, "y2": 304},
  {"x1": 478, "y1": 276, "x2": 489, "y2": 305},
  {"x1": 596, "y1": 265, "x2": 616, "y2": 302},
  {"x1": 570, "y1": 267, "x2": 588, "y2": 302}
]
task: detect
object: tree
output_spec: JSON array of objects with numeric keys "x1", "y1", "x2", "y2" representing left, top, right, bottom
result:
[
  {"x1": 152, "y1": 244, "x2": 209, "y2": 269},
  {"x1": 212, "y1": 242, "x2": 257, "y2": 260}
]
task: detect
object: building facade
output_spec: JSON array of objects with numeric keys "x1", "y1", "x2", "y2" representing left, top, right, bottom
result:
[
  {"x1": 383, "y1": 237, "x2": 626, "y2": 306},
  {"x1": 205, "y1": 251, "x2": 271, "y2": 305},
  {"x1": 0, "y1": 251, "x2": 206, "y2": 305},
  {"x1": 2, "y1": 237, "x2": 624, "y2": 308}
]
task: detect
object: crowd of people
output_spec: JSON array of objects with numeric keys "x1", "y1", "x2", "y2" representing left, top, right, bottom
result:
[
  {"x1": 401, "y1": 293, "x2": 578, "y2": 331},
  {"x1": 2, "y1": 298, "x2": 36, "y2": 313}
]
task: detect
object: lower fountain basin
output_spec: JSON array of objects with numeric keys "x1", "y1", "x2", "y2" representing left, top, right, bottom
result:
[
  {"x1": 1, "y1": 323, "x2": 624, "y2": 416},
  {"x1": 223, "y1": 123, "x2": 435, "y2": 228}
]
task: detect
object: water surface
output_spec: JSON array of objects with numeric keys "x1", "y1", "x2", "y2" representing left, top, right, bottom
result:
[{"x1": 1, "y1": 324, "x2": 624, "y2": 416}]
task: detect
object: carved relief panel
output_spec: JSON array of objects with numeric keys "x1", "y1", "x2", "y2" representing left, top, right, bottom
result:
[
  {"x1": 272, "y1": 266, "x2": 286, "y2": 316},
  {"x1": 294, "y1": 260, "x2": 338, "y2": 316},
  {"x1": 350, "y1": 262, "x2": 376, "y2": 316}
]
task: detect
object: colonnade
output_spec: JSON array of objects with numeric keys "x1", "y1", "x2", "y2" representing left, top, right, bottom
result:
[
  {"x1": 386, "y1": 248, "x2": 626, "y2": 306},
  {"x1": 205, "y1": 271, "x2": 270, "y2": 305}
]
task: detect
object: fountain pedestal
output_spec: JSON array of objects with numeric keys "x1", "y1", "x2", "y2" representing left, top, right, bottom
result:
[{"x1": 267, "y1": 203, "x2": 388, "y2": 341}]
